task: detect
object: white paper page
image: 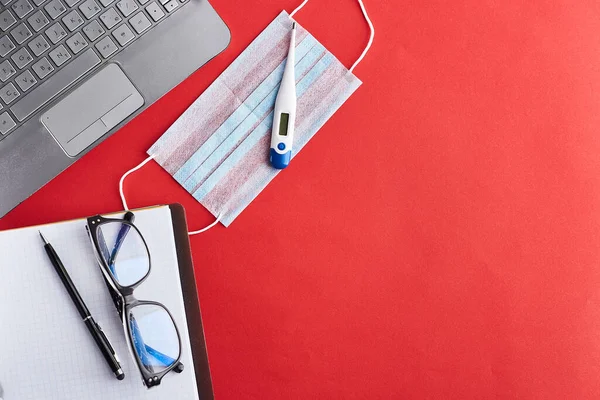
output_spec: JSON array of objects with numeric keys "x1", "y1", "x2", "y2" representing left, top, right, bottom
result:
[{"x1": 0, "y1": 206, "x2": 199, "y2": 400}]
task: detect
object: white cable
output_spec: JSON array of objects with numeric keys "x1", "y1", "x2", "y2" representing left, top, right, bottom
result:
[
  {"x1": 188, "y1": 212, "x2": 223, "y2": 235},
  {"x1": 349, "y1": 0, "x2": 375, "y2": 73},
  {"x1": 288, "y1": 0, "x2": 375, "y2": 73},
  {"x1": 119, "y1": 154, "x2": 155, "y2": 211},
  {"x1": 289, "y1": 0, "x2": 309, "y2": 18}
]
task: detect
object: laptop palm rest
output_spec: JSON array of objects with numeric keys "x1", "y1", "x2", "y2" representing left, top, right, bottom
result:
[{"x1": 41, "y1": 63, "x2": 144, "y2": 157}]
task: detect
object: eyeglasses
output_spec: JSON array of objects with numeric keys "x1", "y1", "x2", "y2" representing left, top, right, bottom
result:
[{"x1": 86, "y1": 211, "x2": 184, "y2": 388}]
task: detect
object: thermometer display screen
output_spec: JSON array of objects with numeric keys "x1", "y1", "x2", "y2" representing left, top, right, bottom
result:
[{"x1": 279, "y1": 113, "x2": 290, "y2": 136}]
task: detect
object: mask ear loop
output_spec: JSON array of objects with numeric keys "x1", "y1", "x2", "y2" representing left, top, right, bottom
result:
[
  {"x1": 119, "y1": 154, "x2": 156, "y2": 211},
  {"x1": 188, "y1": 213, "x2": 222, "y2": 235},
  {"x1": 289, "y1": 0, "x2": 375, "y2": 73},
  {"x1": 119, "y1": 155, "x2": 223, "y2": 235}
]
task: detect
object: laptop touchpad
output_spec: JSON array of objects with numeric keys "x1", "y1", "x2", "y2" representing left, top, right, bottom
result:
[{"x1": 41, "y1": 63, "x2": 144, "y2": 157}]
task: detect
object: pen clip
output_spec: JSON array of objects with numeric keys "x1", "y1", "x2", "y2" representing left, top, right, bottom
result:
[{"x1": 96, "y1": 322, "x2": 117, "y2": 357}]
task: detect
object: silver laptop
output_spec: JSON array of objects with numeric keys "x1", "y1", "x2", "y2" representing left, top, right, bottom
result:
[{"x1": 0, "y1": 0, "x2": 230, "y2": 217}]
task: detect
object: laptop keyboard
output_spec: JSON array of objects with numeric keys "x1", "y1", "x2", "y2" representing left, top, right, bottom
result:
[{"x1": 0, "y1": 0, "x2": 188, "y2": 138}]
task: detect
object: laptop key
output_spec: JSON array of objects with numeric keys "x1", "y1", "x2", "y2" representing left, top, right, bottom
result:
[
  {"x1": 79, "y1": 0, "x2": 101, "y2": 19},
  {"x1": 0, "y1": 60, "x2": 16, "y2": 82},
  {"x1": 164, "y1": 0, "x2": 177, "y2": 12},
  {"x1": 44, "y1": 0, "x2": 66, "y2": 20},
  {"x1": 11, "y1": 47, "x2": 33, "y2": 69},
  {"x1": 116, "y1": 0, "x2": 137, "y2": 17},
  {"x1": 165, "y1": 0, "x2": 179, "y2": 12},
  {"x1": 31, "y1": 57, "x2": 54, "y2": 79},
  {"x1": 27, "y1": 10, "x2": 50, "y2": 32},
  {"x1": 62, "y1": 9, "x2": 84, "y2": 31},
  {"x1": 0, "y1": 36, "x2": 16, "y2": 57},
  {"x1": 65, "y1": 32, "x2": 87, "y2": 53},
  {"x1": 0, "y1": 10, "x2": 17, "y2": 32},
  {"x1": 11, "y1": 0, "x2": 34, "y2": 19},
  {"x1": 129, "y1": 11, "x2": 150, "y2": 34},
  {"x1": 15, "y1": 70, "x2": 36, "y2": 91},
  {"x1": 99, "y1": 7, "x2": 121, "y2": 29},
  {"x1": 0, "y1": 83, "x2": 20, "y2": 104},
  {"x1": 10, "y1": 22, "x2": 32, "y2": 44},
  {"x1": 49, "y1": 44, "x2": 71, "y2": 66},
  {"x1": 112, "y1": 23, "x2": 133, "y2": 46},
  {"x1": 95, "y1": 35, "x2": 117, "y2": 58},
  {"x1": 0, "y1": 112, "x2": 16, "y2": 135},
  {"x1": 28, "y1": 35, "x2": 50, "y2": 56},
  {"x1": 45, "y1": 21, "x2": 67, "y2": 44},
  {"x1": 145, "y1": 2, "x2": 164, "y2": 21},
  {"x1": 10, "y1": 47, "x2": 100, "y2": 121},
  {"x1": 82, "y1": 19, "x2": 104, "y2": 41}
]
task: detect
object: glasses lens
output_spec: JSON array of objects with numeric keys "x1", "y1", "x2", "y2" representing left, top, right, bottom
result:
[
  {"x1": 97, "y1": 221, "x2": 149, "y2": 287},
  {"x1": 129, "y1": 304, "x2": 180, "y2": 374}
]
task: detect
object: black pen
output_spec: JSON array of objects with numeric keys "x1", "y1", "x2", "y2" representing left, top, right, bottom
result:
[{"x1": 39, "y1": 231, "x2": 125, "y2": 380}]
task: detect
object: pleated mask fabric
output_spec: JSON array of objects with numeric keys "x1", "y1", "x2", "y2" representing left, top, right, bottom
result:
[{"x1": 148, "y1": 11, "x2": 363, "y2": 226}]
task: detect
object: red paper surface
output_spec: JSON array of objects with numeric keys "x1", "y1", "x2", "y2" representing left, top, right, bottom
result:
[{"x1": 3, "y1": 0, "x2": 600, "y2": 398}]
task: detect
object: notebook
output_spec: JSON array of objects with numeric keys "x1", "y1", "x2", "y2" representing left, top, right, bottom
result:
[{"x1": 0, "y1": 204, "x2": 213, "y2": 400}]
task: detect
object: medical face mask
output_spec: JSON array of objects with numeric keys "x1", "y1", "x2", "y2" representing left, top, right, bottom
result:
[{"x1": 120, "y1": 0, "x2": 375, "y2": 232}]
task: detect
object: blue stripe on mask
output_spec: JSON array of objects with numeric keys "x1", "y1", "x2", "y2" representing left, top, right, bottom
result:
[
  {"x1": 192, "y1": 52, "x2": 335, "y2": 201},
  {"x1": 174, "y1": 34, "x2": 319, "y2": 185}
]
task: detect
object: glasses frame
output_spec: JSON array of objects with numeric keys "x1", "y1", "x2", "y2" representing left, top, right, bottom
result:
[{"x1": 86, "y1": 212, "x2": 184, "y2": 388}]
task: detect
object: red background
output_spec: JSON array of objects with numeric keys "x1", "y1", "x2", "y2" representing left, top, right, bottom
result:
[{"x1": 3, "y1": 0, "x2": 600, "y2": 398}]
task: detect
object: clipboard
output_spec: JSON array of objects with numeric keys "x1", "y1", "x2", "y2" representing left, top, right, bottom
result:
[{"x1": 169, "y1": 203, "x2": 214, "y2": 399}]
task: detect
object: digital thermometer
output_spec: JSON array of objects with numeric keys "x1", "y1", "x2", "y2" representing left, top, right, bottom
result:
[{"x1": 270, "y1": 22, "x2": 297, "y2": 169}]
